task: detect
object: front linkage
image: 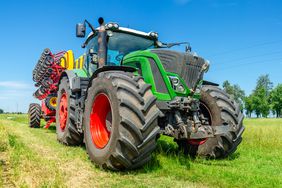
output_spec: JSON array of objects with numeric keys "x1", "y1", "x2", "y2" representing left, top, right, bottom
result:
[{"x1": 162, "y1": 96, "x2": 236, "y2": 140}]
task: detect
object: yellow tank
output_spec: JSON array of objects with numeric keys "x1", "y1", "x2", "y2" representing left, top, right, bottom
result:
[{"x1": 60, "y1": 50, "x2": 84, "y2": 70}]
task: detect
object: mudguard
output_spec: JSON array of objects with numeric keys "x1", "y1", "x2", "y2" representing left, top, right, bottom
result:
[
  {"x1": 87, "y1": 66, "x2": 136, "y2": 88},
  {"x1": 60, "y1": 69, "x2": 88, "y2": 92},
  {"x1": 202, "y1": 80, "x2": 219, "y2": 86}
]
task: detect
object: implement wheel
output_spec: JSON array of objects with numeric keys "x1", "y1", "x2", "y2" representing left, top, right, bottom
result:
[
  {"x1": 45, "y1": 93, "x2": 57, "y2": 111},
  {"x1": 28, "y1": 103, "x2": 41, "y2": 128}
]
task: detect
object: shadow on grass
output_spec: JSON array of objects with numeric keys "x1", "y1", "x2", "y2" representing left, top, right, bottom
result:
[
  {"x1": 129, "y1": 139, "x2": 241, "y2": 173},
  {"x1": 227, "y1": 152, "x2": 240, "y2": 160},
  {"x1": 192, "y1": 151, "x2": 241, "y2": 167},
  {"x1": 45, "y1": 125, "x2": 56, "y2": 133},
  {"x1": 36, "y1": 124, "x2": 240, "y2": 173},
  {"x1": 39, "y1": 124, "x2": 56, "y2": 134},
  {"x1": 156, "y1": 139, "x2": 180, "y2": 156},
  {"x1": 113, "y1": 139, "x2": 192, "y2": 175}
]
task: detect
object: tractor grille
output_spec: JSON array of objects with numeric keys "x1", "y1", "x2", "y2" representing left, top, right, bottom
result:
[{"x1": 151, "y1": 49, "x2": 206, "y2": 90}]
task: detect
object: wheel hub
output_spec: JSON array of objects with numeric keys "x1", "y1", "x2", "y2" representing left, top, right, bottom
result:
[
  {"x1": 50, "y1": 97, "x2": 57, "y2": 107},
  {"x1": 59, "y1": 92, "x2": 68, "y2": 131},
  {"x1": 90, "y1": 93, "x2": 112, "y2": 149}
]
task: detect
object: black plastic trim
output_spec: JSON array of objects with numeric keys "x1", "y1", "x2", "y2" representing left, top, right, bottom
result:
[
  {"x1": 92, "y1": 66, "x2": 136, "y2": 78},
  {"x1": 202, "y1": 80, "x2": 219, "y2": 86}
]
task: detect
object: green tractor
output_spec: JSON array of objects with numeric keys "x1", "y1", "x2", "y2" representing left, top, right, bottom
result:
[{"x1": 53, "y1": 17, "x2": 244, "y2": 170}]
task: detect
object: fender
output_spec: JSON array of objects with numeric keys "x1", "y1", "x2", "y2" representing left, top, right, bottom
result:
[
  {"x1": 87, "y1": 66, "x2": 136, "y2": 88},
  {"x1": 59, "y1": 69, "x2": 88, "y2": 92},
  {"x1": 202, "y1": 80, "x2": 219, "y2": 86},
  {"x1": 92, "y1": 66, "x2": 136, "y2": 78}
]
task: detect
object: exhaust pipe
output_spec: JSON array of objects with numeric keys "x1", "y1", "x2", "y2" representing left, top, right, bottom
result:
[{"x1": 97, "y1": 17, "x2": 107, "y2": 68}]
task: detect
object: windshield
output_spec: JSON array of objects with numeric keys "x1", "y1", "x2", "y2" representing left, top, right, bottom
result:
[{"x1": 107, "y1": 32, "x2": 155, "y2": 65}]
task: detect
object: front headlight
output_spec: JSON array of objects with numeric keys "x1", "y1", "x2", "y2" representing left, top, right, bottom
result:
[{"x1": 168, "y1": 76, "x2": 185, "y2": 93}]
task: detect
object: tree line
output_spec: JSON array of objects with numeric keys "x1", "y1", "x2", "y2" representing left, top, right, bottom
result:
[
  {"x1": 0, "y1": 109, "x2": 23, "y2": 114},
  {"x1": 1, "y1": 74, "x2": 281, "y2": 118},
  {"x1": 222, "y1": 74, "x2": 282, "y2": 118}
]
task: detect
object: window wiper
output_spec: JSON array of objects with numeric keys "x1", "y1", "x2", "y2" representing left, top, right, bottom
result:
[{"x1": 157, "y1": 41, "x2": 190, "y2": 48}]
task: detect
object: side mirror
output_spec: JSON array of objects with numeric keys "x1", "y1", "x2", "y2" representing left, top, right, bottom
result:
[{"x1": 76, "y1": 23, "x2": 86, "y2": 38}]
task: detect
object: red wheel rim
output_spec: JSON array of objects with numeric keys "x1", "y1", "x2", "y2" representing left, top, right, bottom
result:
[
  {"x1": 59, "y1": 92, "x2": 68, "y2": 131},
  {"x1": 90, "y1": 93, "x2": 112, "y2": 149},
  {"x1": 188, "y1": 138, "x2": 208, "y2": 145}
]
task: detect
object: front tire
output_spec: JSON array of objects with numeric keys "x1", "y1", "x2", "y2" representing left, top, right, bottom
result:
[
  {"x1": 56, "y1": 77, "x2": 83, "y2": 145},
  {"x1": 84, "y1": 72, "x2": 160, "y2": 170},
  {"x1": 178, "y1": 85, "x2": 245, "y2": 158}
]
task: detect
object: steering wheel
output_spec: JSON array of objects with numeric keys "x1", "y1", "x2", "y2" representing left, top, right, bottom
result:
[{"x1": 115, "y1": 53, "x2": 124, "y2": 61}]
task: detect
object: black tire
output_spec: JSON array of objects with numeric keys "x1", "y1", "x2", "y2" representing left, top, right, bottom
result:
[
  {"x1": 178, "y1": 85, "x2": 245, "y2": 158},
  {"x1": 84, "y1": 72, "x2": 160, "y2": 170},
  {"x1": 33, "y1": 49, "x2": 52, "y2": 82},
  {"x1": 56, "y1": 77, "x2": 83, "y2": 145},
  {"x1": 28, "y1": 103, "x2": 41, "y2": 128},
  {"x1": 45, "y1": 93, "x2": 57, "y2": 111}
]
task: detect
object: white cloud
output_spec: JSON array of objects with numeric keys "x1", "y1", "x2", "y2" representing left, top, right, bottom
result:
[
  {"x1": 0, "y1": 81, "x2": 31, "y2": 89},
  {"x1": 0, "y1": 89, "x2": 36, "y2": 113},
  {"x1": 0, "y1": 89, "x2": 32, "y2": 97},
  {"x1": 0, "y1": 81, "x2": 35, "y2": 112}
]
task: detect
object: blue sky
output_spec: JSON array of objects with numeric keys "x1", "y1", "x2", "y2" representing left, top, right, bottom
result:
[{"x1": 0, "y1": 0, "x2": 281, "y2": 112}]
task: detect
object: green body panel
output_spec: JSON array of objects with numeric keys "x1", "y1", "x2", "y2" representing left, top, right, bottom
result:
[
  {"x1": 75, "y1": 29, "x2": 203, "y2": 103},
  {"x1": 77, "y1": 49, "x2": 199, "y2": 102},
  {"x1": 123, "y1": 50, "x2": 192, "y2": 101},
  {"x1": 72, "y1": 68, "x2": 88, "y2": 78}
]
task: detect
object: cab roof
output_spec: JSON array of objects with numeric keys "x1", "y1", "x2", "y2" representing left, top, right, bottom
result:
[{"x1": 86, "y1": 26, "x2": 157, "y2": 40}]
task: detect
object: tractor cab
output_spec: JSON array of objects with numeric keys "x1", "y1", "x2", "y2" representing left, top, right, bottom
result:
[
  {"x1": 76, "y1": 19, "x2": 159, "y2": 76},
  {"x1": 29, "y1": 17, "x2": 244, "y2": 171}
]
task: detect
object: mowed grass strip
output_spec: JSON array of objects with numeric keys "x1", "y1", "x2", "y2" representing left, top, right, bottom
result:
[{"x1": 0, "y1": 114, "x2": 281, "y2": 188}]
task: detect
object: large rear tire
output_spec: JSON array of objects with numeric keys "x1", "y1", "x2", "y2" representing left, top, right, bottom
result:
[
  {"x1": 28, "y1": 103, "x2": 41, "y2": 128},
  {"x1": 178, "y1": 85, "x2": 245, "y2": 158},
  {"x1": 84, "y1": 72, "x2": 160, "y2": 170},
  {"x1": 56, "y1": 77, "x2": 83, "y2": 145}
]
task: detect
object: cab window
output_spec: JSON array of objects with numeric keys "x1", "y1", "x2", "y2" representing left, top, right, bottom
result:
[{"x1": 85, "y1": 35, "x2": 98, "y2": 75}]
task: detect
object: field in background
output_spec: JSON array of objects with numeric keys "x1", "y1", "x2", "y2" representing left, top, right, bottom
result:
[{"x1": 0, "y1": 114, "x2": 281, "y2": 188}]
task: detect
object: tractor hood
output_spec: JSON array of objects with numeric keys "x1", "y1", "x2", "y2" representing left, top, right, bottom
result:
[{"x1": 150, "y1": 49, "x2": 209, "y2": 90}]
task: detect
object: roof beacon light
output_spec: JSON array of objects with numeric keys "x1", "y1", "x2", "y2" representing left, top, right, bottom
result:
[{"x1": 149, "y1": 32, "x2": 158, "y2": 39}]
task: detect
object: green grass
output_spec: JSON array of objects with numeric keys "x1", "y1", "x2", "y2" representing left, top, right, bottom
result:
[{"x1": 0, "y1": 114, "x2": 281, "y2": 188}]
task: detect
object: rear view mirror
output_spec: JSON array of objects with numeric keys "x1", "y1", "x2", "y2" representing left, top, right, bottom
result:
[{"x1": 76, "y1": 23, "x2": 86, "y2": 38}]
